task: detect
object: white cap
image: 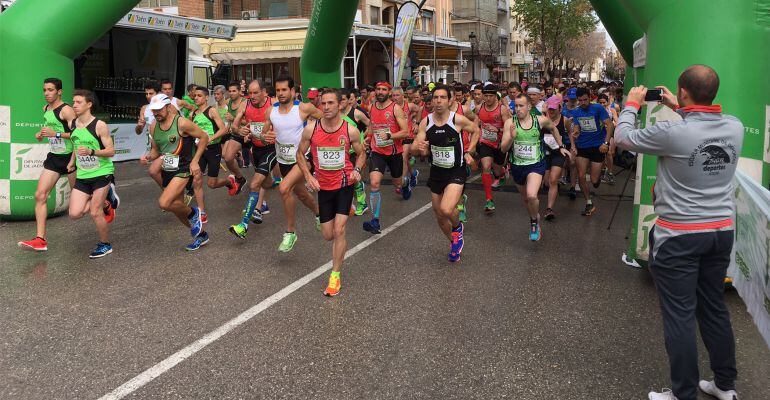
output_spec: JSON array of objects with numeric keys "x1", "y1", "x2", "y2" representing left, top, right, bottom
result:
[
  {"x1": 148, "y1": 94, "x2": 171, "y2": 110},
  {"x1": 526, "y1": 87, "x2": 542, "y2": 94}
]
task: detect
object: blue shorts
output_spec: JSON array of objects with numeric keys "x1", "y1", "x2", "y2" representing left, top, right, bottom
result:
[{"x1": 510, "y1": 160, "x2": 546, "y2": 186}]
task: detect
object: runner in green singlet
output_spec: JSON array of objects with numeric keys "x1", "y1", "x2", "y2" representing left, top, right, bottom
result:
[{"x1": 222, "y1": 81, "x2": 247, "y2": 192}]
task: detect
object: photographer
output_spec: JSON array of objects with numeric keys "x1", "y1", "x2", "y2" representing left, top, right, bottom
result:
[{"x1": 615, "y1": 65, "x2": 744, "y2": 400}]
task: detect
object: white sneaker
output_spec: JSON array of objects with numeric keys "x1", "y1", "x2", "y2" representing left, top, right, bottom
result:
[
  {"x1": 648, "y1": 388, "x2": 677, "y2": 400},
  {"x1": 699, "y1": 380, "x2": 738, "y2": 400}
]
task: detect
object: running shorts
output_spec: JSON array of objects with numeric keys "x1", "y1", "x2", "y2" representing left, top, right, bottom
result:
[
  {"x1": 427, "y1": 166, "x2": 467, "y2": 195},
  {"x1": 577, "y1": 146, "x2": 605, "y2": 163},
  {"x1": 43, "y1": 152, "x2": 73, "y2": 175},
  {"x1": 546, "y1": 150, "x2": 566, "y2": 170},
  {"x1": 74, "y1": 174, "x2": 113, "y2": 195},
  {"x1": 478, "y1": 143, "x2": 506, "y2": 165},
  {"x1": 369, "y1": 152, "x2": 403, "y2": 178},
  {"x1": 510, "y1": 160, "x2": 546, "y2": 186},
  {"x1": 318, "y1": 185, "x2": 355, "y2": 223},
  {"x1": 252, "y1": 145, "x2": 277, "y2": 176},
  {"x1": 161, "y1": 169, "x2": 191, "y2": 188},
  {"x1": 199, "y1": 144, "x2": 223, "y2": 178}
]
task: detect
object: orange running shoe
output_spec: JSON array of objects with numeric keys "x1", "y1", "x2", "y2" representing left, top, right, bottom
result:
[
  {"x1": 103, "y1": 201, "x2": 115, "y2": 224},
  {"x1": 18, "y1": 236, "x2": 48, "y2": 251},
  {"x1": 227, "y1": 174, "x2": 239, "y2": 196},
  {"x1": 323, "y1": 273, "x2": 341, "y2": 297}
]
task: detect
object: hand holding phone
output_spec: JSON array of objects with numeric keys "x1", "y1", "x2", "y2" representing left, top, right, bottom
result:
[{"x1": 644, "y1": 89, "x2": 663, "y2": 102}]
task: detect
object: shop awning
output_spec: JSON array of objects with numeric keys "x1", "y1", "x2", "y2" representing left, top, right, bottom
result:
[
  {"x1": 116, "y1": 9, "x2": 237, "y2": 40},
  {"x1": 204, "y1": 28, "x2": 306, "y2": 62}
]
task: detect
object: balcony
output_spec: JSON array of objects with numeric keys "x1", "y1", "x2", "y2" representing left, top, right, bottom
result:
[
  {"x1": 511, "y1": 52, "x2": 533, "y2": 65},
  {"x1": 497, "y1": 0, "x2": 507, "y2": 13},
  {"x1": 499, "y1": 27, "x2": 509, "y2": 38},
  {"x1": 496, "y1": 55, "x2": 509, "y2": 67}
]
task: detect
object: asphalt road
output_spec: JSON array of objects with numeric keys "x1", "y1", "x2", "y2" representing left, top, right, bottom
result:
[{"x1": 1, "y1": 161, "x2": 768, "y2": 399}]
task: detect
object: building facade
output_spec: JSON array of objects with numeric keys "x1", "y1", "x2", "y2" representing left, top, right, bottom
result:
[
  {"x1": 450, "y1": 0, "x2": 503, "y2": 82},
  {"x1": 508, "y1": 0, "x2": 535, "y2": 83}
]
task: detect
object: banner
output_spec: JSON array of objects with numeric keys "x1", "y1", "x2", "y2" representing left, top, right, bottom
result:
[
  {"x1": 111, "y1": 123, "x2": 148, "y2": 162},
  {"x1": 116, "y1": 9, "x2": 236, "y2": 39},
  {"x1": 730, "y1": 170, "x2": 770, "y2": 348},
  {"x1": 393, "y1": 2, "x2": 420, "y2": 86}
]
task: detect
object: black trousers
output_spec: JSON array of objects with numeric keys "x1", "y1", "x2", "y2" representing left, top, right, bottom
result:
[{"x1": 649, "y1": 227, "x2": 737, "y2": 400}]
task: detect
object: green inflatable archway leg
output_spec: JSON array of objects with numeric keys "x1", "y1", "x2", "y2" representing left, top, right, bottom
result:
[
  {"x1": 0, "y1": 0, "x2": 139, "y2": 220},
  {"x1": 299, "y1": 0, "x2": 360, "y2": 97}
]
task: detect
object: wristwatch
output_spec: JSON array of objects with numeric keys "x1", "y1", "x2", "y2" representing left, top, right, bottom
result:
[
  {"x1": 55, "y1": 132, "x2": 62, "y2": 139},
  {"x1": 354, "y1": 167, "x2": 362, "y2": 173},
  {"x1": 603, "y1": 142, "x2": 609, "y2": 146},
  {"x1": 90, "y1": 149, "x2": 95, "y2": 156}
]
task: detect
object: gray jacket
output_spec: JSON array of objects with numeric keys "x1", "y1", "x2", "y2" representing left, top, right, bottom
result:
[{"x1": 615, "y1": 104, "x2": 744, "y2": 224}]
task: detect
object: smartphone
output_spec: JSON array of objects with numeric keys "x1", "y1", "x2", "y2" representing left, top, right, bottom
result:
[{"x1": 644, "y1": 89, "x2": 662, "y2": 102}]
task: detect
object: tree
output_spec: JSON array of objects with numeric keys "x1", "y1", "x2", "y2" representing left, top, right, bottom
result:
[
  {"x1": 562, "y1": 30, "x2": 605, "y2": 79},
  {"x1": 511, "y1": 0, "x2": 598, "y2": 79},
  {"x1": 603, "y1": 49, "x2": 626, "y2": 81},
  {"x1": 479, "y1": 26, "x2": 502, "y2": 77}
]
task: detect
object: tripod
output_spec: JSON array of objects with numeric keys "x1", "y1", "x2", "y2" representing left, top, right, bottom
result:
[{"x1": 606, "y1": 158, "x2": 636, "y2": 231}]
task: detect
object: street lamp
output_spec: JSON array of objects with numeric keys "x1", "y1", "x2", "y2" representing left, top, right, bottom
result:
[{"x1": 469, "y1": 31, "x2": 476, "y2": 82}]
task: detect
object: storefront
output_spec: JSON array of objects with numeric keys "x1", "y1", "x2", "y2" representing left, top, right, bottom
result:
[{"x1": 75, "y1": 9, "x2": 235, "y2": 161}]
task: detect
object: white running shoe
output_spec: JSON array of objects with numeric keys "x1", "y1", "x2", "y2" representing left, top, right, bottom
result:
[
  {"x1": 699, "y1": 380, "x2": 738, "y2": 400},
  {"x1": 648, "y1": 388, "x2": 677, "y2": 400}
]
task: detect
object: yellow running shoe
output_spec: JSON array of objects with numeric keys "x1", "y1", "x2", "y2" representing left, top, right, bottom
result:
[{"x1": 324, "y1": 273, "x2": 341, "y2": 297}]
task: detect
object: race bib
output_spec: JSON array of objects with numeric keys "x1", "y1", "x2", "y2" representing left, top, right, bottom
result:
[
  {"x1": 373, "y1": 128, "x2": 394, "y2": 147},
  {"x1": 277, "y1": 143, "x2": 296, "y2": 164},
  {"x1": 162, "y1": 153, "x2": 180, "y2": 171},
  {"x1": 48, "y1": 136, "x2": 66, "y2": 153},
  {"x1": 317, "y1": 146, "x2": 345, "y2": 170},
  {"x1": 431, "y1": 145, "x2": 455, "y2": 168},
  {"x1": 514, "y1": 143, "x2": 536, "y2": 160},
  {"x1": 77, "y1": 154, "x2": 99, "y2": 170},
  {"x1": 577, "y1": 116, "x2": 598, "y2": 132},
  {"x1": 543, "y1": 134, "x2": 559, "y2": 150},
  {"x1": 481, "y1": 124, "x2": 498, "y2": 142},
  {"x1": 249, "y1": 122, "x2": 264, "y2": 139}
]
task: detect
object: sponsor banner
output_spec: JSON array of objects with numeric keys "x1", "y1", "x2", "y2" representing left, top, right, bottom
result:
[
  {"x1": 635, "y1": 204, "x2": 656, "y2": 261},
  {"x1": 0, "y1": 179, "x2": 9, "y2": 215},
  {"x1": 117, "y1": 9, "x2": 236, "y2": 39},
  {"x1": 730, "y1": 170, "x2": 770, "y2": 348},
  {"x1": 764, "y1": 105, "x2": 770, "y2": 164},
  {"x1": 0, "y1": 142, "x2": 9, "y2": 180},
  {"x1": 52, "y1": 176, "x2": 70, "y2": 214},
  {"x1": 9, "y1": 142, "x2": 48, "y2": 181},
  {"x1": 10, "y1": 179, "x2": 36, "y2": 214},
  {"x1": 0, "y1": 105, "x2": 9, "y2": 143},
  {"x1": 111, "y1": 123, "x2": 148, "y2": 162},
  {"x1": 393, "y1": 2, "x2": 420, "y2": 85}
]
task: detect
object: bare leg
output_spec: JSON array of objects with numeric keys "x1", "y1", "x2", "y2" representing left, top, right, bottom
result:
[
  {"x1": 159, "y1": 177, "x2": 193, "y2": 227},
  {"x1": 89, "y1": 186, "x2": 110, "y2": 243},
  {"x1": 222, "y1": 139, "x2": 244, "y2": 179},
  {"x1": 547, "y1": 166, "x2": 563, "y2": 209},
  {"x1": 576, "y1": 156, "x2": 591, "y2": 201},
  {"x1": 148, "y1": 157, "x2": 163, "y2": 188},
  {"x1": 34, "y1": 169, "x2": 61, "y2": 238},
  {"x1": 331, "y1": 214, "x2": 348, "y2": 272}
]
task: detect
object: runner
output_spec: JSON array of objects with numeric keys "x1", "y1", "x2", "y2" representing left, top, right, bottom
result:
[
  {"x1": 571, "y1": 87, "x2": 614, "y2": 216},
  {"x1": 340, "y1": 88, "x2": 371, "y2": 215},
  {"x1": 501, "y1": 93, "x2": 570, "y2": 241},
  {"x1": 561, "y1": 87, "x2": 580, "y2": 199},
  {"x1": 527, "y1": 86, "x2": 545, "y2": 114},
  {"x1": 448, "y1": 85, "x2": 477, "y2": 223},
  {"x1": 414, "y1": 84, "x2": 479, "y2": 262},
  {"x1": 228, "y1": 80, "x2": 279, "y2": 239},
  {"x1": 66, "y1": 90, "x2": 117, "y2": 258},
  {"x1": 363, "y1": 82, "x2": 410, "y2": 234},
  {"x1": 146, "y1": 94, "x2": 210, "y2": 250},
  {"x1": 189, "y1": 86, "x2": 237, "y2": 223},
  {"x1": 391, "y1": 87, "x2": 421, "y2": 190},
  {"x1": 222, "y1": 81, "x2": 248, "y2": 193},
  {"x1": 159, "y1": 79, "x2": 195, "y2": 116},
  {"x1": 262, "y1": 75, "x2": 323, "y2": 252},
  {"x1": 296, "y1": 88, "x2": 366, "y2": 296},
  {"x1": 598, "y1": 93, "x2": 619, "y2": 185},
  {"x1": 477, "y1": 83, "x2": 512, "y2": 215},
  {"x1": 181, "y1": 84, "x2": 197, "y2": 119},
  {"x1": 543, "y1": 96, "x2": 573, "y2": 220},
  {"x1": 469, "y1": 84, "x2": 484, "y2": 114},
  {"x1": 18, "y1": 78, "x2": 79, "y2": 251}
]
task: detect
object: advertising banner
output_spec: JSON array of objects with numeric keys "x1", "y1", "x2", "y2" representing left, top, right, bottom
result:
[
  {"x1": 111, "y1": 123, "x2": 147, "y2": 162},
  {"x1": 393, "y1": 2, "x2": 420, "y2": 86}
]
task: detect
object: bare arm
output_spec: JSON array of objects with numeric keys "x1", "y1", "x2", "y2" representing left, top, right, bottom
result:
[
  {"x1": 232, "y1": 101, "x2": 249, "y2": 136},
  {"x1": 296, "y1": 124, "x2": 317, "y2": 190},
  {"x1": 178, "y1": 118, "x2": 209, "y2": 176},
  {"x1": 455, "y1": 114, "x2": 479, "y2": 154},
  {"x1": 354, "y1": 109, "x2": 370, "y2": 127},
  {"x1": 59, "y1": 105, "x2": 76, "y2": 138},
  {"x1": 414, "y1": 118, "x2": 429, "y2": 156},
  {"x1": 94, "y1": 121, "x2": 115, "y2": 157},
  {"x1": 208, "y1": 107, "x2": 229, "y2": 142},
  {"x1": 500, "y1": 118, "x2": 515, "y2": 153},
  {"x1": 390, "y1": 105, "x2": 408, "y2": 139},
  {"x1": 135, "y1": 105, "x2": 148, "y2": 135},
  {"x1": 299, "y1": 102, "x2": 323, "y2": 121}
]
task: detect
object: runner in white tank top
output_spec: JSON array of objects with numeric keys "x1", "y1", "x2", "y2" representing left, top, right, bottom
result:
[{"x1": 262, "y1": 75, "x2": 324, "y2": 253}]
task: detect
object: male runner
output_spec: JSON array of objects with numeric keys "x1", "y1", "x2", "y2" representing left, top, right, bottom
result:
[
  {"x1": 262, "y1": 75, "x2": 323, "y2": 252},
  {"x1": 571, "y1": 87, "x2": 614, "y2": 215},
  {"x1": 228, "y1": 80, "x2": 278, "y2": 238},
  {"x1": 340, "y1": 88, "x2": 371, "y2": 215},
  {"x1": 543, "y1": 96, "x2": 572, "y2": 220},
  {"x1": 146, "y1": 94, "x2": 210, "y2": 250},
  {"x1": 135, "y1": 81, "x2": 166, "y2": 189},
  {"x1": 18, "y1": 78, "x2": 79, "y2": 251},
  {"x1": 222, "y1": 81, "x2": 248, "y2": 192},
  {"x1": 415, "y1": 85, "x2": 479, "y2": 262},
  {"x1": 66, "y1": 90, "x2": 117, "y2": 258},
  {"x1": 503, "y1": 82, "x2": 523, "y2": 112},
  {"x1": 181, "y1": 84, "x2": 197, "y2": 119},
  {"x1": 477, "y1": 83, "x2": 511, "y2": 214},
  {"x1": 598, "y1": 93, "x2": 618, "y2": 184},
  {"x1": 501, "y1": 94, "x2": 570, "y2": 241},
  {"x1": 363, "y1": 82, "x2": 409, "y2": 234},
  {"x1": 190, "y1": 87, "x2": 237, "y2": 222},
  {"x1": 297, "y1": 88, "x2": 366, "y2": 296},
  {"x1": 448, "y1": 84, "x2": 477, "y2": 221},
  {"x1": 391, "y1": 87, "x2": 421, "y2": 189},
  {"x1": 159, "y1": 79, "x2": 195, "y2": 115}
]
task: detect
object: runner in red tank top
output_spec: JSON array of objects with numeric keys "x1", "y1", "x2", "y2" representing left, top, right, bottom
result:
[
  {"x1": 448, "y1": 87, "x2": 477, "y2": 224},
  {"x1": 297, "y1": 88, "x2": 366, "y2": 297},
  {"x1": 391, "y1": 87, "x2": 421, "y2": 193},
  {"x1": 477, "y1": 83, "x2": 512, "y2": 214},
  {"x1": 363, "y1": 82, "x2": 410, "y2": 235}
]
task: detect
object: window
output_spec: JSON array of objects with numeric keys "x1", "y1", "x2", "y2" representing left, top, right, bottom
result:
[
  {"x1": 193, "y1": 66, "x2": 210, "y2": 89},
  {"x1": 222, "y1": 0, "x2": 231, "y2": 18},
  {"x1": 370, "y1": 6, "x2": 380, "y2": 25},
  {"x1": 382, "y1": 7, "x2": 392, "y2": 26},
  {"x1": 137, "y1": 0, "x2": 178, "y2": 7},
  {"x1": 204, "y1": 0, "x2": 214, "y2": 19}
]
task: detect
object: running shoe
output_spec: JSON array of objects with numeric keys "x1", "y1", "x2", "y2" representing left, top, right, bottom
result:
[
  {"x1": 251, "y1": 207, "x2": 263, "y2": 224},
  {"x1": 188, "y1": 206, "x2": 203, "y2": 238},
  {"x1": 409, "y1": 169, "x2": 419, "y2": 189},
  {"x1": 363, "y1": 218, "x2": 381, "y2": 234},
  {"x1": 601, "y1": 170, "x2": 609, "y2": 183},
  {"x1": 698, "y1": 380, "x2": 738, "y2": 400},
  {"x1": 647, "y1": 388, "x2": 677, "y2": 400},
  {"x1": 558, "y1": 176, "x2": 568, "y2": 186},
  {"x1": 529, "y1": 220, "x2": 541, "y2": 241},
  {"x1": 235, "y1": 176, "x2": 247, "y2": 195},
  {"x1": 89, "y1": 242, "x2": 113, "y2": 259},
  {"x1": 484, "y1": 199, "x2": 495, "y2": 215},
  {"x1": 227, "y1": 174, "x2": 238, "y2": 196},
  {"x1": 354, "y1": 202, "x2": 369, "y2": 216},
  {"x1": 107, "y1": 182, "x2": 120, "y2": 210},
  {"x1": 408, "y1": 156, "x2": 416, "y2": 167},
  {"x1": 278, "y1": 232, "x2": 298, "y2": 252},
  {"x1": 228, "y1": 223, "x2": 248, "y2": 240},
  {"x1": 491, "y1": 178, "x2": 501, "y2": 190},
  {"x1": 18, "y1": 237, "x2": 47, "y2": 251},
  {"x1": 103, "y1": 201, "x2": 115, "y2": 224},
  {"x1": 315, "y1": 215, "x2": 321, "y2": 231},
  {"x1": 402, "y1": 183, "x2": 412, "y2": 200},
  {"x1": 581, "y1": 203, "x2": 596, "y2": 216},
  {"x1": 201, "y1": 212, "x2": 208, "y2": 224},
  {"x1": 271, "y1": 176, "x2": 282, "y2": 188},
  {"x1": 395, "y1": 187, "x2": 402, "y2": 196},
  {"x1": 448, "y1": 223, "x2": 464, "y2": 262},
  {"x1": 261, "y1": 201, "x2": 270, "y2": 214},
  {"x1": 606, "y1": 172, "x2": 616, "y2": 185},
  {"x1": 544, "y1": 208, "x2": 555, "y2": 221},
  {"x1": 568, "y1": 187, "x2": 577, "y2": 200},
  {"x1": 185, "y1": 232, "x2": 209, "y2": 251},
  {"x1": 184, "y1": 194, "x2": 193, "y2": 206},
  {"x1": 323, "y1": 273, "x2": 341, "y2": 297},
  {"x1": 458, "y1": 194, "x2": 468, "y2": 223}
]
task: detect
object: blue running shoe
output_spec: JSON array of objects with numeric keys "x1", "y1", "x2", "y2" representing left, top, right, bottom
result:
[
  {"x1": 409, "y1": 169, "x2": 419, "y2": 189},
  {"x1": 107, "y1": 182, "x2": 120, "y2": 210},
  {"x1": 529, "y1": 220, "x2": 541, "y2": 241},
  {"x1": 185, "y1": 232, "x2": 210, "y2": 251},
  {"x1": 261, "y1": 201, "x2": 270, "y2": 214},
  {"x1": 448, "y1": 223, "x2": 464, "y2": 262},
  {"x1": 89, "y1": 242, "x2": 113, "y2": 259},
  {"x1": 189, "y1": 206, "x2": 203, "y2": 238},
  {"x1": 402, "y1": 183, "x2": 412, "y2": 200},
  {"x1": 363, "y1": 218, "x2": 381, "y2": 234}
]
